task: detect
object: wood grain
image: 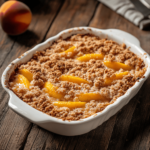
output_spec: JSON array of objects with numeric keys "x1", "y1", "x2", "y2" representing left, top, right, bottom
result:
[
  {"x1": 90, "y1": 4, "x2": 150, "y2": 150},
  {"x1": 0, "y1": 0, "x2": 150, "y2": 150},
  {"x1": 0, "y1": 0, "x2": 64, "y2": 149},
  {"x1": 23, "y1": 0, "x2": 98, "y2": 149},
  {"x1": 45, "y1": 0, "x2": 99, "y2": 39}
]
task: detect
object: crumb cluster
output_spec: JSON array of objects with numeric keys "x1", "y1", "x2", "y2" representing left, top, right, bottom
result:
[{"x1": 9, "y1": 34, "x2": 146, "y2": 121}]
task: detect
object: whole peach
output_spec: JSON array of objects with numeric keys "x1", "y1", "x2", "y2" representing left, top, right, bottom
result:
[{"x1": 0, "y1": 1, "x2": 32, "y2": 35}]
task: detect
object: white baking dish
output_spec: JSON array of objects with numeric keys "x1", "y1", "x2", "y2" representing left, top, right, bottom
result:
[{"x1": 1, "y1": 27, "x2": 150, "y2": 136}]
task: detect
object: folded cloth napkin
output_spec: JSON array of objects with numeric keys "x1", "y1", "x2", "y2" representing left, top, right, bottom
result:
[{"x1": 98, "y1": 0, "x2": 150, "y2": 30}]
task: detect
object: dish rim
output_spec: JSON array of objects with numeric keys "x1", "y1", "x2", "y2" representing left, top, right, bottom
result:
[{"x1": 1, "y1": 27, "x2": 150, "y2": 125}]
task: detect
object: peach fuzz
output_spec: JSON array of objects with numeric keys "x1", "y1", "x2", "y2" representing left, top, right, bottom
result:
[{"x1": 0, "y1": 1, "x2": 32, "y2": 35}]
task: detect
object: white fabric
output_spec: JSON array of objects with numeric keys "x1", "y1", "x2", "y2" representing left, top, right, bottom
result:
[{"x1": 98, "y1": 0, "x2": 150, "y2": 30}]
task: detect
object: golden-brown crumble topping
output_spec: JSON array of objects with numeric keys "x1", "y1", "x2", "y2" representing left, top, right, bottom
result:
[{"x1": 8, "y1": 34, "x2": 146, "y2": 121}]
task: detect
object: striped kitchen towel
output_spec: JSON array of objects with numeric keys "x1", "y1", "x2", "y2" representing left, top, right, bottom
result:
[{"x1": 98, "y1": 0, "x2": 150, "y2": 30}]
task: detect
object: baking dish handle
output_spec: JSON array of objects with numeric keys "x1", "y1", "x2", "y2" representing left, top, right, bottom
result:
[
  {"x1": 106, "y1": 29, "x2": 140, "y2": 47},
  {"x1": 8, "y1": 92, "x2": 53, "y2": 123}
]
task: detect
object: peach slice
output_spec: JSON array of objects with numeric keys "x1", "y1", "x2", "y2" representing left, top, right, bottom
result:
[
  {"x1": 115, "y1": 71, "x2": 129, "y2": 79},
  {"x1": 60, "y1": 75, "x2": 89, "y2": 84},
  {"x1": 78, "y1": 93, "x2": 108, "y2": 102},
  {"x1": 76, "y1": 53, "x2": 104, "y2": 62},
  {"x1": 103, "y1": 61, "x2": 133, "y2": 71},
  {"x1": 14, "y1": 74, "x2": 30, "y2": 89},
  {"x1": 44, "y1": 82, "x2": 63, "y2": 99},
  {"x1": 19, "y1": 69, "x2": 33, "y2": 82},
  {"x1": 104, "y1": 71, "x2": 129, "y2": 85},
  {"x1": 61, "y1": 46, "x2": 76, "y2": 57},
  {"x1": 53, "y1": 101, "x2": 86, "y2": 108}
]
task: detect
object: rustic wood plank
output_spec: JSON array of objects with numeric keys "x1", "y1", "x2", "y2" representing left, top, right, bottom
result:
[
  {"x1": 0, "y1": 0, "x2": 16, "y2": 122},
  {"x1": 0, "y1": 110, "x2": 32, "y2": 150},
  {"x1": 21, "y1": 3, "x2": 150, "y2": 150},
  {"x1": 123, "y1": 81, "x2": 150, "y2": 150},
  {"x1": 0, "y1": 86, "x2": 9, "y2": 122},
  {"x1": 22, "y1": 0, "x2": 99, "y2": 149},
  {"x1": 43, "y1": 4, "x2": 150, "y2": 150},
  {"x1": 23, "y1": 125, "x2": 49, "y2": 150},
  {"x1": 0, "y1": 0, "x2": 64, "y2": 149},
  {"x1": 64, "y1": 116, "x2": 116, "y2": 150},
  {"x1": 0, "y1": 30, "x2": 16, "y2": 68},
  {"x1": 45, "y1": 0, "x2": 99, "y2": 39},
  {"x1": 90, "y1": 4, "x2": 150, "y2": 150}
]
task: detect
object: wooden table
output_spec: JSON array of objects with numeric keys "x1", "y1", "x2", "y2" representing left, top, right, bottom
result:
[{"x1": 0, "y1": 0, "x2": 150, "y2": 149}]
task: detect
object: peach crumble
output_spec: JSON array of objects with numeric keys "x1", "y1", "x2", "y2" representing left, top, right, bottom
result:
[{"x1": 8, "y1": 34, "x2": 146, "y2": 121}]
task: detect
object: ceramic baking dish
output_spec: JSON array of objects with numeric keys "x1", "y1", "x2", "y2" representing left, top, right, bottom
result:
[{"x1": 1, "y1": 27, "x2": 150, "y2": 136}]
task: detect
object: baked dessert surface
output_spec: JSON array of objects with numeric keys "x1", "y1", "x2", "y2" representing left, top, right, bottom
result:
[{"x1": 8, "y1": 34, "x2": 146, "y2": 121}]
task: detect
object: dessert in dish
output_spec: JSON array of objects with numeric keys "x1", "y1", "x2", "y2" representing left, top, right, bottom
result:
[{"x1": 8, "y1": 34, "x2": 146, "y2": 121}]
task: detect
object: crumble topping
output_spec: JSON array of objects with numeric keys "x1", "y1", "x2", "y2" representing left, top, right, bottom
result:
[{"x1": 9, "y1": 34, "x2": 146, "y2": 121}]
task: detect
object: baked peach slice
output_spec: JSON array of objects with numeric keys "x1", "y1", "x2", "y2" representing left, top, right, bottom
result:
[
  {"x1": 14, "y1": 74, "x2": 30, "y2": 89},
  {"x1": 44, "y1": 82, "x2": 63, "y2": 99},
  {"x1": 78, "y1": 93, "x2": 109, "y2": 102},
  {"x1": 76, "y1": 53, "x2": 104, "y2": 62},
  {"x1": 60, "y1": 75, "x2": 89, "y2": 84},
  {"x1": 53, "y1": 101, "x2": 86, "y2": 108},
  {"x1": 19, "y1": 69, "x2": 33, "y2": 82},
  {"x1": 103, "y1": 61, "x2": 133, "y2": 71},
  {"x1": 61, "y1": 46, "x2": 76, "y2": 57},
  {"x1": 104, "y1": 71, "x2": 129, "y2": 85}
]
